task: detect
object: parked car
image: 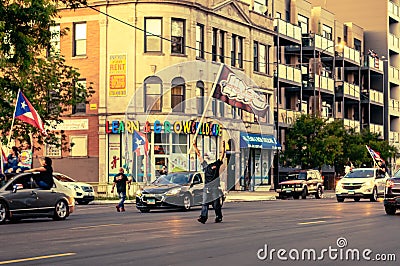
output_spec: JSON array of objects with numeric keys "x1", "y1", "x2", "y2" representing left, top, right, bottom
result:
[
  {"x1": 136, "y1": 171, "x2": 226, "y2": 213},
  {"x1": 53, "y1": 173, "x2": 95, "y2": 205},
  {"x1": 335, "y1": 168, "x2": 389, "y2": 202},
  {"x1": 383, "y1": 171, "x2": 400, "y2": 215},
  {"x1": 0, "y1": 172, "x2": 75, "y2": 224},
  {"x1": 275, "y1": 169, "x2": 324, "y2": 199}
]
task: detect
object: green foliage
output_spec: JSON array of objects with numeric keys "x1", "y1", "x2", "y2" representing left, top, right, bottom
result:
[
  {"x1": 281, "y1": 114, "x2": 398, "y2": 174},
  {"x1": 0, "y1": 0, "x2": 93, "y2": 150}
]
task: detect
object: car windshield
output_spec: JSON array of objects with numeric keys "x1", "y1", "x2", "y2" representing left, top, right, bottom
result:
[
  {"x1": 154, "y1": 173, "x2": 190, "y2": 185},
  {"x1": 286, "y1": 172, "x2": 306, "y2": 180},
  {"x1": 393, "y1": 170, "x2": 400, "y2": 178},
  {"x1": 345, "y1": 169, "x2": 374, "y2": 178}
]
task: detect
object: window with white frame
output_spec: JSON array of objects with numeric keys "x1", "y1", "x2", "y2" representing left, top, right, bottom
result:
[
  {"x1": 254, "y1": 42, "x2": 269, "y2": 74},
  {"x1": 145, "y1": 18, "x2": 162, "y2": 52},
  {"x1": 171, "y1": 77, "x2": 185, "y2": 112},
  {"x1": 322, "y1": 24, "x2": 333, "y2": 40},
  {"x1": 238, "y1": 36, "x2": 243, "y2": 68},
  {"x1": 196, "y1": 24, "x2": 204, "y2": 59},
  {"x1": 171, "y1": 18, "x2": 185, "y2": 54},
  {"x1": 144, "y1": 76, "x2": 162, "y2": 112},
  {"x1": 298, "y1": 14, "x2": 309, "y2": 34},
  {"x1": 73, "y1": 22, "x2": 86, "y2": 56},
  {"x1": 219, "y1": 30, "x2": 225, "y2": 63},
  {"x1": 212, "y1": 28, "x2": 218, "y2": 61},
  {"x1": 48, "y1": 24, "x2": 60, "y2": 56},
  {"x1": 231, "y1": 34, "x2": 237, "y2": 67},
  {"x1": 70, "y1": 135, "x2": 88, "y2": 157}
]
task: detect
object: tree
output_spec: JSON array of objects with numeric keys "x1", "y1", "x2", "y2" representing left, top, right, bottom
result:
[{"x1": 0, "y1": 0, "x2": 92, "y2": 150}]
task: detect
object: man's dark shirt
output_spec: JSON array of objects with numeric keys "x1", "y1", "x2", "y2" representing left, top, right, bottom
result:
[
  {"x1": 114, "y1": 173, "x2": 128, "y2": 193},
  {"x1": 40, "y1": 165, "x2": 54, "y2": 188},
  {"x1": 201, "y1": 159, "x2": 223, "y2": 185}
]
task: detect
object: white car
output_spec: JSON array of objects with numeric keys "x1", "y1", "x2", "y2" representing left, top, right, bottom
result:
[
  {"x1": 53, "y1": 173, "x2": 95, "y2": 205},
  {"x1": 335, "y1": 168, "x2": 389, "y2": 202}
]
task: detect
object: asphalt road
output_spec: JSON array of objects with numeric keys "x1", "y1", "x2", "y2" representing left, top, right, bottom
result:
[{"x1": 0, "y1": 198, "x2": 398, "y2": 266}]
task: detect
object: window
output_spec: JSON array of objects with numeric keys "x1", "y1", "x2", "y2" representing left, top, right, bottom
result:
[
  {"x1": 47, "y1": 24, "x2": 60, "y2": 56},
  {"x1": 45, "y1": 138, "x2": 61, "y2": 158},
  {"x1": 231, "y1": 34, "x2": 237, "y2": 67},
  {"x1": 145, "y1": 18, "x2": 162, "y2": 52},
  {"x1": 70, "y1": 135, "x2": 88, "y2": 157},
  {"x1": 219, "y1": 30, "x2": 225, "y2": 63},
  {"x1": 254, "y1": 42, "x2": 259, "y2": 72},
  {"x1": 238, "y1": 36, "x2": 243, "y2": 68},
  {"x1": 73, "y1": 22, "x2": 86, "y2": 56},
  {"x1": 254, "y1": 0, "x2": 268, "y2": 15},
  {"x1": 144, "y1": 76, "x2": 162, "y2": 112},
  {"x1": 322, "y1": 24, "x2": 332, "y2": 40},
  {"x1": 212, "y1": 28, "x2": 218, "y2": 61},
  {"x1": 298, "y1": 14, "x2": 308, "y2": 34},
  {"x1": 254, "y1": 42, "x2": 269, "y2": 74},
  {"x1": 171, "y1": 19, "x2": 185, "y2": 54},
  {"x1": 219, "y1": 101, "x2": 225, "y2": 116},
  {"x1": 354, "y1": 38, "x2": 362, "y2": 51},
  {"x1": 73, "y1": 79, "x2": 86, "y2": 114},
  {"x1": 196, "y1": 24, "x2": 204, "y2": 59},
  {"x1": 172, "y1": 134, "x2": 187, "y2": 154},
  {"x1": 171, "y1": 77, "x2": 185, "y2": 112},
  {"x1": 196, "y1": 81, "x2": 204, "y2": 115}
]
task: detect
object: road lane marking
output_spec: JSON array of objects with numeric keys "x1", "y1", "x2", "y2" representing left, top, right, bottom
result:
[
  {"x1": 0, "y1": 253, "x2": 75, "y2": 265},
  {"x1": 70, "y1": 223, "x2": 121, "y2": 230},
  {"x1": 298, "y1": 220, "x2": 326, "y2": 225}
]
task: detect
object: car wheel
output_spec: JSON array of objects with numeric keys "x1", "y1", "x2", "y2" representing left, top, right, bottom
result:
[
  {"x1": 139, "y1": 209, "x2": 150, "y2": 213},
  {"x1": 301, "y1": 188, "x2": 307, "y2": 199},
  {"x1": 315, "y1": 186, "x2": 323, "y2": 199},
  {"x1": 182, "y1": 194, "x2": 192, "y2": 211},
  {"x1": 336, "y1": 196, "x2": 345, "y2": 202},
  {"x1": 0, "y1": 201, "x2": 8, "y2": 224},
  {"x1": 53, "y1": 200, "x2": 69, "y2": 220},
  {"x1": 370, "y1": 187, "x2": 378, "y2": 202},
  {"x1": 354, "y1": 197, "x2": 360, "y2": 202},
  {"x1": 385, "y1": 206, "x2": 396, "y2": 215}
]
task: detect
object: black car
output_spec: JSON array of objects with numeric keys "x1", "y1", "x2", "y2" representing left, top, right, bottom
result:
[
  {"x1": 136, "y1": 171, "x2": 225, "y2": 213},
  {"x1": 383, "y1": 172, "x2": 400, "y2": 215},
  {"x1": 0, "y1": 172, "x2": 75, "y2": 224}
]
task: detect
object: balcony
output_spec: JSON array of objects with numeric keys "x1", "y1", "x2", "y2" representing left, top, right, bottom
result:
[
  {"x1": 339, "y1": 46, "x2": 361, "y2": 65},
  {"x1": 344, "y1": 119, "x2": 360, "y2": 132},
  {"x1": 278, "y1": 108, "x2": 304, "y2": 125},
  {"x1": 389, "y1": 1, "x2": 400, "y2": 21},
  {"x1": 390, "y1": 98, "x2": 400, "y2": 116},
  {"x1": 303, "y1": 34, "x2": 334, "y2": 54},
  {"x1": 369, "y1": 123, "x2": 384, "y2": 137},
  {"x1": 363, "y1": 56, "x2": 384, "y2": 72},
  {"x1": 370, "y1": 89, "x2": 384, "y2": 104},
  {"x1": 390, "y1": 131, "x2": 400, "y2": 143},
  {"x1": 315, "y1": 75, "x2": 335, "y2": 93},
  {"x1": 389, "y1": 34, "x2": 400, "y2": 53},
  {"x1": 274, "y1": 18, "x2": 302, "y2": 42},
  {"x1": 343, "y1": 82, "x2": 360, "y2": 98},
  {"x1": 278, "y1": 64, "x2": 302, "y2": 84},
  {"x1": 389, "y1": 66, "x2": 400, "y2": 84}
]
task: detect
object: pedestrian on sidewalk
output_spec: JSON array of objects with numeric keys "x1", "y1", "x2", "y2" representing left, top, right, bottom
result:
[
  {"x1": 111, "y1": 167, "x2": 130, "y2": 212},
  {"x1": 193, "y1": 139, "x2": 225, "y2": 224}
]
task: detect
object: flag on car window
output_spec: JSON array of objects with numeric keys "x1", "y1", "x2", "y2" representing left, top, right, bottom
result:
[
  {"x1": 132, "y1": 131, "x2": 148, "y2": 156},
  {"x1": 14, "y1": 90, "x2": 47, "y2": 135}
]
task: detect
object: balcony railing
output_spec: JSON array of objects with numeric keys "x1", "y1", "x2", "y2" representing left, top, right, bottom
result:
[
  {"x1": 389, "y1": 1, "x2": 400, "y2": 20},
  {"x1": 390, "y1": 131, "x2": 400, "y2": 143},
  {"x1": 274, "y1": 18, "x2": 302, "y2": 41},
  {"x1": 278, "y1": 108, "x2": 304, "y2": 125},
  {"x1": 389, "y1": 33, "x2": 400, "y2": 52},
  {"x1": 369, "y1": 123, "x2": 384, "y2": 137},
  {"x1": 341, "y1": 46, "x2": 361, "y2": 65},
  {"x1": 364, "y1": 56, "x2": 384, "y2": 72},
  {"x1": 370, "y1": 89, "x2": 384, "y2": 104},
  {"x1": 315, "y1": 75, "x2": 335, "y2": 93},
  {"x1": 343, "y1": 82, "x2": 360, "y2": 98},
  {"x1": 303, "y1": 34, "x2": 334, "y2": 54},
  {"x1": 389, "y1": 66, "x2": 400, "y2": 83},
  {"x1": 344, "y1": 119, "x2": 360, "y2": 132},
  {"x1": 390, "y1": 99, "x2": 400, "y2": 115},
  {"x1": 278, "y1": 64, "x2": 302, "y2": 84}
]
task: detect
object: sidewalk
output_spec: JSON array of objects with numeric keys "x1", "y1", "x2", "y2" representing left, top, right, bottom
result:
[{"x1": 91, "y1": 190, "x2": 336, "y2": 205}]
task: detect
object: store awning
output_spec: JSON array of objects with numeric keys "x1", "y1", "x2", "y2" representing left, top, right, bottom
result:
[{"x1": 240, "y1": 133, "x2": 281, "y2": 149}]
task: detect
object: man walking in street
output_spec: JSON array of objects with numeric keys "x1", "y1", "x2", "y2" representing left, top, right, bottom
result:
[
  {"x1": 111, "y1": 167, "x2": 130, "y2": 212},
  {"x1": 193, "y1": 139, "x2": 225, "y2": 224}
]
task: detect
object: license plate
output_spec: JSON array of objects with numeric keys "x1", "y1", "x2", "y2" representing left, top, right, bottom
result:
[
  {"x1": 286, "y1": 190, "x2": 292, "y2": 193},
  {"x1": 147, "y1": 198, "x2": 155, "y2": 204},
  {"x1": 348, "y1": 191, "x2": 355, "y2": 195}
]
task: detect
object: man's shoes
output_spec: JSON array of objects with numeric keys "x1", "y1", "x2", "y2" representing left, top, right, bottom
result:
[
  {"x1": 215, "y1": 216, "x2": 223, "y2": 223},
  {"x1": 197, "y1": 216, "x2": 207, "y2": 224},
  {"x1": 116, "y1": 205, "x2": 120, "y2": 212},
  {"x1": 120, "y1": 207, "x2": 125, "y2": 212}
]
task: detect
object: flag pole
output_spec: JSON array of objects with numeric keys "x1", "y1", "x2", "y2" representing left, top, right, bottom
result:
[
  {"x1": 188, "y1": 63, "x2": 225, "y2": 155},
  {"x1": 366, "y1": 145, "x2": 378, "y2": 167},
  {"x1": 7, "y1": 89, "x2": 21, "y2": 148}
]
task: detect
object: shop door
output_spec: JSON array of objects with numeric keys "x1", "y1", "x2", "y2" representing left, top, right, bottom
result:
[{"x1": 155, "y1": 157, "x2": 168, "y2": 177}]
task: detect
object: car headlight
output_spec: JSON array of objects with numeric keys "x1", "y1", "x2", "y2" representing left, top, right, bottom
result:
[
  {"x1": 166, "y1": 188, "x2": 181, "y2": 196},
  {"x1": 136, "y1": 189, "x2": 142, "y2": 197}
]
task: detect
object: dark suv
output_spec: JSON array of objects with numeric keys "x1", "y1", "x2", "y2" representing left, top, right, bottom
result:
[
  {"x1": 383, "y1": 170, "x2": 400, "y2": 215},
  {"x1": 276, "y1": 169, "x2": 324, "y2": 199}
]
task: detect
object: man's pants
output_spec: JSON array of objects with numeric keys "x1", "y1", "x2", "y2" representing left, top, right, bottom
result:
[
  {"x1": 200, "y1": 188, "x2": 222, "y2": 220},
  {"x1": 118, "y1": 192, "x2": 127, "y2": 208}
]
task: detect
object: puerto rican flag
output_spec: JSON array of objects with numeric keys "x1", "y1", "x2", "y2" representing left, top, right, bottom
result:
[
  {"x1": 366, "y1": 145, "x2": 383, "y2": 162},
  {"x1": 14, "y1": 90, "x2": 47, "y2": 135},
  {"x1": 132, "y1": 131, "x2": 148, "y2": 156}
]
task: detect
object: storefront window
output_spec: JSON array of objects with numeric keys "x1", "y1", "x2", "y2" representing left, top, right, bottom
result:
[{"x1": 154, "y1": 133, "x2": 169, "y2": 155}]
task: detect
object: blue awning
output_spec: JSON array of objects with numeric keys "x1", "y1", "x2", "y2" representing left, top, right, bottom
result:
[{"x1": 240, "y1": 133, "x2": 281, "y2": 149}]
